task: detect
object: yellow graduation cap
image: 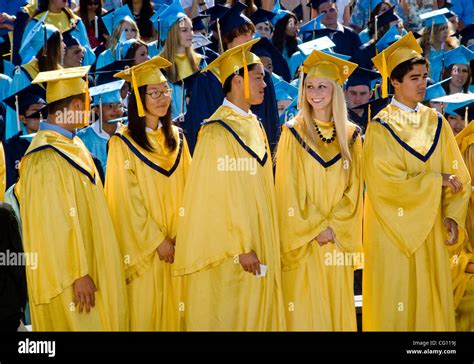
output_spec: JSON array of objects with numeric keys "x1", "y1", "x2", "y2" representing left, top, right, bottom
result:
[
  {"x1": 371, "y1": 32, "x2": 422, "y2": 98},
  {"x1": 297, "y1": 49, "x2": 357, "y2": 109},
  {"x1": 114, "y1": 55, "x2": 172, "y2": 117},
  {"x1": 201, "y1": 38, "x2": 262, "y2": 99}
]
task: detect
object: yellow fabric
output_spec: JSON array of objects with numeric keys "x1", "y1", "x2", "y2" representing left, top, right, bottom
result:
[
  {"x1": 22, "y1": 59, "x2": 40, "y2": 84},
  {"x1": 302, "y1": 50, "x2": 358, "y2": 85},
  {"x1": 275, "y1": 118, "x2": 363, "y2": 331},
  {"x1": 0, "y1": 142, "x2": 5, "y2": 202},
  {"x1": 34, "y1": 9, "x2": 80, "y2": 33},
  {"x1": 174, "y1": 53, "x2": 201, "y2": 82},
  {"x1": 114, "y1": 56, "x2": 172, "y2": 117},
  {"x1": 105, "y1": 125, "x2": 191, "y2": 331},
  {"x1": 173, "y1": 106, "x2": 286, "y2": 331},
  {"x1": 363, "y1": 104, "x2": 471, "y2": 331},
  {"x1": 16, "y1": 130, "x2": 128, "y2": 331},
  {"x1": 201, "y1": 39, "x2": 261, "y2": 86},
  {"x1": 32, "y1": 66, "x2": 90, "y2": 104}
]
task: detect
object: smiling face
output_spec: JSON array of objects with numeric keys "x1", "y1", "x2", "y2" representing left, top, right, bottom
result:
[
  {"x1": 305, "y1": 77, "x2": 333, "y2": 112},
  {"x1": 450, "y1": 64, "x2": 470, "y2": 89},
  {"x1": 178, "y1": 17, "x2": 194, "y2": 49},
  {"x1": 63, "y1": 45, "x2": 84, "y2": 68},
  {"x1": 144, "y1": 83, "x2": 172, "y2": 118}
]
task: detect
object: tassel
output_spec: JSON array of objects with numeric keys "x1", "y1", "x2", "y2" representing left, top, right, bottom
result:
[
  {"x1": 368, "y1": 103, "x2": 371, "y2": 125},
  {"x1": 132, "y1": 70, "x2": 145, "y2": 117},
  {"x1": 99, "y1": 96, "x2": 103, "y2": 133},
  {"x1": 374, "y1": 15, "x2": 378, "y2": 41},
  {"x1": 217, "y1": 19, "x2": 224, "y2": 54},
  {"x1": 242, "y1": 47, "x2": 249, "y2": 99},
  {"x1": 381, "y1": 53, "x2": 388, "y2": 98},
  {"x1": 465, "y1": 106, "x2": 468, "y2": 127},
  {"x1": 84, "y1": 76, "x2": 90, "y2": 126}
]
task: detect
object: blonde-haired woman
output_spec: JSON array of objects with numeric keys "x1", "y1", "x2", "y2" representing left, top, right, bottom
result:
[
  {"x1": 159, "y1": 12, "x2": 206, "y2": 121},
  {"x1": 96, "y1": 16, "x2": 141, "y2": 69},
  {"x1": 274, "y1": 50, "x2": 363, "y2": 331}
]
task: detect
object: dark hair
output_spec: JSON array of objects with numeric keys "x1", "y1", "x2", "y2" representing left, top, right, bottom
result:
[
  {"x1": 441, "y1": 64, "x2": 472, "y2": 93},
  {"x1": 222, "y1": 22, "x2": 256, "y2": 51},
  {"x1": 272, "y1": 14, "x2": 298, "y2": 59},
  {"x1": 79, "y1": 0, "x2": 103, "y2": 26},
  {"x1": 125, "y1": 0, "x2": 154, "y2": 39},
  {"x1": 48, "y1": 93, "x2": 86, "y2": 115},
  {"x1": 127, "y1": 85, "x2": 177, "y2": 152},
  {"x1": 37, "y1": 31, "x2": 62, "y2": 72},
  {"x1": 390, "y1": 56, "x2": 428, "y2": 83},
  {"x1": 124, "y1": 39, "x2": 148, "y2": 64},
  {"x1": 367, "y1": 1, "x2": 392, "y2": 38},
  {"x1": 222, "y1": 63, "x2": 258, "y2": 95}
]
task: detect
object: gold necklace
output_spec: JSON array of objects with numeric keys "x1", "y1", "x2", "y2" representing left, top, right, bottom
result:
[{"x1": 313, "y1": 120, "x2": 336, "y2": 143}]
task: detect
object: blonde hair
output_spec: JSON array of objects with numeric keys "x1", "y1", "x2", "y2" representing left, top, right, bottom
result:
[
  {"x1": 109, "y1": 16, "x2": 141, "y2": 58},
  {"x1": 299, "y1": 77, "x2": 354, "y2": 164},
  {"x1": 419, "y1": 22, "x2": 459, "y2": 57},
  {"x1": 160, "y1": 16, "x2": 200, "y2": 83}
]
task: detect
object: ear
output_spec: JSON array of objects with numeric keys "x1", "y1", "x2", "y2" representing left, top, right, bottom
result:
[
  {"x1": 368, "y1": 90, "x2": 374, "y2": 99},
  {"x1": 390, "y1": 78, "x2": 401, "y2": 90},
  {"x1": 19, "y1": 115, "x2": 27, "y2": 125},
  {"x1": 232, "y1": 74, "x2": 243, "y2": 89}
]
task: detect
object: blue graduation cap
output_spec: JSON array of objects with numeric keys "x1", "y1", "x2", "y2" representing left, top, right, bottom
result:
[
  {"x1": 200, "y1": 4, "x2": 229, "y2": 23},
  {"x1": 0, "y1": 0, "x2": 27, "y2": 16},
  {"x1": 454, "y1": 101, "x2": 474, "y2": 122},
  {"x1": 455, "y1": 24, "x2": 474, "y2": 46},
  {"x1": 307, "y1": 0, "x2": 336, "y2": 10},
  {"x1": 192, "y1": 14, "x2": 209, "y2": 31},
  {"x1": 101, "y1": 4, "x2": 134, "y2": 36},
  {"x1": 297, "y1": 36, "x2": 335, "y2": 57},
  {"x1": 346, "y1": 67, "x2": 381, "y2": 89},
  {"x1": 94, "y1": 58, "x2": 135, "y2": 85},
  {"x1": 19, "y1": 12, "x2": 59, "y2": 64},
  {"x1": 116, "y1": 38, "x2": 138, "y2": 60},
  {"x1": 444, "y1": 101, "x2": 463, "y2": 116},
  {"x1": 249, "y1": 8, "x2": 276, "y2": 25},
  {"x1": 443, "y1": 45, "x2": 474, "y2": 68},
  {"x1": 89, "y1": 79, "x2": 125, "y2": 105},
  {"x1": 151, "y1": 0, "x2": 187, "y2": 42},
  {"x1": 3, "y1": 84, "x2": 46, "y2": 116},
  {"x1": 63, "y1": 27, "x2": 80, "y2": 48},
  {"x1": 271, "y1": 8, "x2": 292, "y2": 26},
  {"x1": 420, "y1": 8, "x2": 449, "y2": 28},
  {"x1": 376, "y1": 24, "x2": 406, "y2": 52},
  {"x1": 424, "y1": 77, "x2": 451, "y2": 101},
  {"x1": 274, "y1": 79, "x2": 298, "y2": 101},
  {"x1": 299, "y1": 13, "x2": 326, "y2": 34}
]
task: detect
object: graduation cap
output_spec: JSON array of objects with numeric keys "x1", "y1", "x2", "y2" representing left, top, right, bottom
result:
[
  {"x1": 200, "y1": 4, "x2": 229, "y2": 23},
  {"x1": 432, "y1": 92, "x2": 474, "y2": 104},
  {"x1": 297, "y1": 36, "x2": 336, "y2": 57},
  {"x1": 301, "y1": 49, "x2": 357, "y2": 84},
  {"x1": 419, "y1": 8, "x2": 449, "y2": 28},
  {"x1": 101, "y1": 4, "x2": 134, "y2": 36},
  {"x1": 192, "y1": 33, "x2": 212, "y2": 49},
  {"x1": 299, "y1": 13, "x2": 326, "y2": 34},
  {"x1": 454, "y1": 24, "x2": 474, "y2": 46},
  {"x1": 346, "y1": 67, "x2": 381, "y2": 89},
  {"x1": 89, "y1": 79, "x2": 125, "y2": 105},
  {"x1": 115, "y1": 56, "x2": 172, "y2": 117},
  {"x1": 376, "y1": 24, "x2": 406, "y2": 52},
  {"x1": 274, "y1": 79, "x2": 298, "y2": 101},
  {"x1": 201, "y1": 38, "x2": 261, "y2": 98},
  {"x1": 192, "y1": 14, "x2": 209, "y2": 31},
  {"x1": 271, "y1": 9, "x2": 292, "y2": 26},
  {"x1": 372, "y1": 32, "x2": 422, "y2": 97},
  {"x1": 307, "y1": 0, "x2": 336, "y2": 10},
  {"x1": 94, "y1": 58, "x2": 135, "y2": 85},
  {"x1": 352, "y1": 95, "x2": 392, "y2": 122},
  {"x1": 299, "y1": 26, "x2": 340, "y2": 43},
  {"x1": 251, "y1": 37, "x2": 291, "y2": 80},
  {"x1": 19, "y1": 12, "x2": 59, "y2": 63},
  {"x1": 423, "y1": 77, "x2": 451, "y2": 101},
  {"x1": 443, "y1": 45, "x2": 474, "y2": 68},
  {"x1": 116, "y1": 38, "x2": 139, "y2": 60},
  {"x1": 63, "y1": 27, "x2": 80, "y2": 48},
  {"x1": 0, "y1": 0, "x2": 27, "y2": 16},
  {"x1": 249, "y1": 8, "x2": 276, "y2": 25},
  {"x1": 453, "y1": 101, "x2": 474, "y2": 122},
  {"x1": 151, "y1": 0, "x2": 187, "y2": 42},
  {"x1": 217, "y1": 2, "x2": 252, "y2": 35},
  {"x1": 371, "y1": 6, "x2": 400, "y2": 40}
]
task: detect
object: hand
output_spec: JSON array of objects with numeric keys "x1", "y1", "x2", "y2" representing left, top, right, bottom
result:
[
  {"x1": 444, "y1": 218, "x2": 459, "y2": 245},
  {"x1": 442, "y1": 174, "x2": 462, "y2": 194},
  {"x1": 157, "y1": 237, "x2": 175, "y2": 263},
  {"x1": 239, "y1": 250, "x2": 261, "y2": 275},
  {"x1": 316, "y1": 227, "x2": 336, "y2": 246},
  {"x1": 73, "y1": 275, "x2": 97, "y2": 314}
]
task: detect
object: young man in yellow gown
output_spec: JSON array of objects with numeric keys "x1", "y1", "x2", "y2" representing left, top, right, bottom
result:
[
  {"x1": 363, "y1": 33, "x2": 471, "y2": 331},
  {"x1": 173, "y1": 39, "x2": 286, "y2": 331},
  {"x1": 15, "y1": 67, "x2": 128, "y2": 331},
  {"x1": 275, "y1": 49, "x2": 363, "y2": 331}
]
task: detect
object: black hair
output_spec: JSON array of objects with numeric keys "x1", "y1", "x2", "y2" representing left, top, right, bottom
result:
[
  {"x1": 37, "y1": 30, "x2": 62, "y2": 72},
  {"x1": 127, "y1": 85, "x2": 177, "y2": 152},
  {"x1": 390, "y1": 56, "x2": 428, "y2": 83},
  {"x1": 272, "y1": 13, "x2": 299, "y2": 60},
  {"x1": 48, "y1": 93, "x2": 86, "y2": 115},
  {"x1": 222, "y1": 63, "x2": 258, "y2": 95}
]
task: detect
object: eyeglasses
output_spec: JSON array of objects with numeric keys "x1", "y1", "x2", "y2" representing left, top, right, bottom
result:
[{"x1": 145, "y1": 89, "x2": 173, "y2": 99}]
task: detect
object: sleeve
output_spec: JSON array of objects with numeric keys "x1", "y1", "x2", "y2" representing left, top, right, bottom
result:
[
  {"x1": 363, "y1": 121, "x2": 443, "y2": 256},
  {"x1": 104, "y1": 136, "x2": 166, "y2": 282},
  {"x1": 18, "y1": 150, "x2": 89, "y2": 304},
  {"x1": 275, "y1": 126, "x2": 329, "y2": 254},
  {"x1": 328, "y1": 134, "x2": 363, "y2": 254}
]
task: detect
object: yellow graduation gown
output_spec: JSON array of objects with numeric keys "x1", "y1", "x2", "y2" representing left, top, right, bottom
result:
[
  {"x1": 105, "y1": 125, "x2": 191, "y2": 331},
  {"x1": 173, "y1": 105, "x2": 286, "y2": 331},
  {"x1": 16, "y1": 130, "x2": 128, "y2": 331},
  {"x1": 363, "y1": 104, "x2": 471, "y2": 331},
  {"x1": 275, "y1": 117, "x2": 363, "y2": 331},
  {"x1": 0, "y1": 141, "x2": 5, "y2": 202}
]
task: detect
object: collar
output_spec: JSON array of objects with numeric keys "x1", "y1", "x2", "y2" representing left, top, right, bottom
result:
[
  {"x1": 146, "y1": 121, "x2": 163, "y2": 133},
  {"x1": 391, "y1": 97, "x2": 421, "y2": 113},
  {"x1": 92, "y1": 121, "x2": 116, "y2": 140},
  {"x1": 222, "y1": 98, "x2": 252, "y2": 117},
  {"x1": 336, "y1": 22, "x2": 344, "y2": 32},
  {"x1": 39, "y1": 121, "x2": 75, "y2": 140}
]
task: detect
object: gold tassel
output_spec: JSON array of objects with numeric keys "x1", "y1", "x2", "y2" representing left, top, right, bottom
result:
[
  {"x1": 430, "y1": 20, "x2": 435, "y2": 45},
  {"x1": 132, "y1": 70, "x2": 145, "y2": 117},
  {"x1": 242, "y1": 47, "x2": 249, "y2": 99},
  {"x1": 381, "y1": 53, "x2": 388, "y2": 98},
  {"x1": 217, "y1": 19, "x2": 224, "y2": 54},
  {"x1": 84, "y1": 76, "x2": 90, "y2": 126},
  {"x1": 368, "y1": 103, "x2": 371, "y2": 125}
]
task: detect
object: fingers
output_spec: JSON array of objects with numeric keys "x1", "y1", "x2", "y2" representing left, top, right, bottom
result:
[
  {"x1": 255, "y1": 262, "x2": 261, "y2": 276},
  {"x1": 78, "y1": 293, "x2": 84, "y2": 314},
  {"x1": 85, "y1": 294, "x2": 91, "y2": 314}
]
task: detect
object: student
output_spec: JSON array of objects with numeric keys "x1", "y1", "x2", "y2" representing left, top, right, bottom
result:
[
  {"x1": 173, "y1": 40, "x2": 286, "y2": 331},
  {"x1": 363, "y1": 33, "x2": 471, "y2": 331},
  {"x1": 16, "y1": 66, "x2": 128, "y2": 331},
  {"x1": 105, "y1": 57, "x2": 191, "y2": 331},
  {"x1": 440, "y1": 46, "x2": 474, "y2": 95},
  {"x1": 275, "y1": 49, "x2": 362, "y2": 331}
]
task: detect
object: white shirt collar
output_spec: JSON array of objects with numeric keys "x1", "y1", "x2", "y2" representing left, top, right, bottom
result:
[
  {"x1": 391, "y1": 97, "x2": 421, "y2": 113},
  {"x1": 146, "y1": 121, "x2": 163, "y2": 133},
  {"x1": 336, "y1": 22, "x2": 344, "y2": 32},
  {"x1": 92, "y1": 121, "x2": 117, "y2": 140},
  {"x1": 222, "y1": 98, "x2": 252, "y2": 117}
]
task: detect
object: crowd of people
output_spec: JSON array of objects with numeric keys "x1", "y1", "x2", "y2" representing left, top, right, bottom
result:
[{"x1": 0, "y1": 0, "x2": 473, "y2": 332}]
